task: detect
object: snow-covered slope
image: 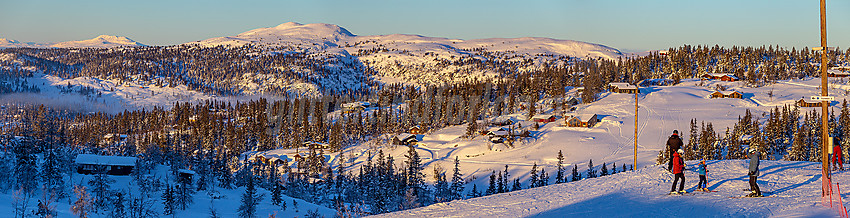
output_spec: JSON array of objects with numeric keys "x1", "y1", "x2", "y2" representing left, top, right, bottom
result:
[
  {"x1": 374, "y1": 160, "x2": 845, "y2": 217},
  {"x1": 51, "y1": 35, "x2": 146, "y2": 48}
]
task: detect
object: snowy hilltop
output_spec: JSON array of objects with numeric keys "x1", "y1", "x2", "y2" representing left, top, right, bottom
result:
[
  {"x1": 190, "y1": 22, "x2": 623, "y2": 60},
  {"x1": 0, "y1": 35, "x2": 146, "y2": 48}
]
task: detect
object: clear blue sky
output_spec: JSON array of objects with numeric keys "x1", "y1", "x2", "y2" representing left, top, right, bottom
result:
[{"x1": 1, "y1": 0, "x2": 847, "y2": 52}]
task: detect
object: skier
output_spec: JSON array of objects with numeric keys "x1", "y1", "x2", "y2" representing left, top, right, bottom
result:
[
  {"x1": 834, "y1": 141, "x2": 844, "y2": 171},
  {"x1": 670, "y1": 149, "x2": 686, "y2": 194},
  {"x1": 666, "y1": 130, "x2": 683, "y2": 172},
  {"x1": 747, "y1": 146, "x2": 762, "y2": 197},
  {"x1": 697, "y1": 159, "x2": 709, "y2": 191}
]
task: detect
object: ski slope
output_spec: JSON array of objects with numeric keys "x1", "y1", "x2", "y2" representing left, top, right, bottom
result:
[{"x1": 373, "y1": 160, "x2": 846, "y2": 217}]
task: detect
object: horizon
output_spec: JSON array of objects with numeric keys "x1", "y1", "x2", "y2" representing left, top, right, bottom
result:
[{"x1": 1, "y1": 0, "x2": 849, "y2": 52}]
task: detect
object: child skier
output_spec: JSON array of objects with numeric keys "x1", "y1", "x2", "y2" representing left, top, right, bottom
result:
[{"x1": 697, "y1": 159, "x2": 709, "y2": 191}]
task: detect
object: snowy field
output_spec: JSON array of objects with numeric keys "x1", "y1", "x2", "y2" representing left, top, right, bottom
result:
[{"x1": 374, "y1": 160, "x2": 847, "y2": 217}]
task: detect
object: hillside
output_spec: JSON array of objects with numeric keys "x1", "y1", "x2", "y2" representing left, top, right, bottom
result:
[{"x1": 373, "y1": 160, "x2": 845, "y2": 217}]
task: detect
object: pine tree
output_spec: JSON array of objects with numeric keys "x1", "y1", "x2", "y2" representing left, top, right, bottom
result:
[
  {"x1": 14, "y1": 141, "x2": 38, "y2": 194},
  {"x1": 467, "y1": 184, "x2": 481, "y2": 199},
  {"x1": 501, "y1": 165, "x2": 510, "y2": 193},
  {"x1": 611, "y1": 162, "x2": 618, "y2": 174},
  {"x1": 162, "y1": 185, "x2": 175, "y2": 216},
  {"x1": 271, "y1": 181, "x2": 282, "y2": 206},
  {"x1": 528, "y1": 163, "x2": 539, "y2": 188},
  {"x1": 404, "y1": 144, "x2": 427, "y2": 206},
  {"x1": 485, "y1": 171, "x2": 497, "y2": 195},
  {"x1": 89, "y1": 165, "x2": 114, "y2": 211},
  {"x1": 538, "y1": 168, "x2": 549, "y2": 187},
  {"x1": 238, "y1": 176, "x2": 263, "y2": 218},
  {"x1": 586, "y1": 160, "x2": 597, "y2": 178},
  {"x1": 556, "y1": 150, "x2": 565, "y2": 183},
  {"x1": 571, "y1": 165, "x2": 582, "y2": 182},
  {"x1": 512, "y1": 179, "x2": 522, "y2": 191},
  {"x1": 600, "y1": 163, "x2": 609, "y2": 176},
  {"x1": 450, "y1": 157, "x2": 464, "y2": 201},
  {"x1": 41, "y1": 148, "x2": 65, "y2": 199},
  {"x1": 496, "y1": 171, "x2": 504, "y2": 193},
  {"x1": 622, "y1": 163, "x2": 627, "y2": 173},
  {"x1": 110, "y1": 191, "x2": 126, "y2": 218}
]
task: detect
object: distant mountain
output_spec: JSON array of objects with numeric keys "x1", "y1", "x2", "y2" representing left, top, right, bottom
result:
[
  {"x1": 0, "y1": 35, "x2": 146, "y2": 49},
  {"x1": 51, "y1": 35, "x2": 146, "y2": 48},
  {"x1": 0, "y1": 38, "x2": 49, "y2": 48},
  {"x1": 190, "y1": 22, "x2": 623, "y2": 60}
]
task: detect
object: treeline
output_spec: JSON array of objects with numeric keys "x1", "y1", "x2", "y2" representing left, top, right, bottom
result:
[{"x1": 657, "y1": 101, "x2": 850, "y2": 164}]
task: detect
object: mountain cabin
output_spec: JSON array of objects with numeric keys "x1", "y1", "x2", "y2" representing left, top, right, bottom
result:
[{"x1": 75, "y1": 154, "x2": 137, "y2": 175}]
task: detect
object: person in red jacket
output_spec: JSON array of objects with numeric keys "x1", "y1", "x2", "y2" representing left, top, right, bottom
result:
[
  {"x1": 670, "y1": 149, "x2": 686, "y2": 194},
  {"x1": 834, "y1": 143, "x2": 844, "y2": 171}
]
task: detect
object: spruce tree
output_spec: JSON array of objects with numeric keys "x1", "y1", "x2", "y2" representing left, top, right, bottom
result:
[
  {"x1": 600, "y1": 163, "x2": 609, "y2": 176},
  {"x1": 586, "y1": 160, "x2": 597, "y2": 178},
  {"x1": 162, "y1": 185, "x2": 175, "y2": 216},
  {"x1": 556, "y1": 150, "x2": 565, "y2": 183},
  {"x1": 512, "y1": 179, "x2": 522, "y2": 191},
  {"x1": 449, "y1": 157, "x2": 464, "y2": 201},
  {"x1": 41, "y1": 148, "x2": 65, "y2": 199},
  {"x1": 238, "y1": 176, "x2": 263, "y2": 218},
  {"x1": 486, "y1": 171, "x2": 497, "y2": 195},
  {"x1": 571, "y1": 165, "x2": 581, "y2": 182},
  {"x1": 611, "y1": 162, "x2": 618, "y2": 174},
  {"x1": 528, "y1": 163, "x2": 539, "y2": 188},
  {"x1": 14, "y1": 141, "x2": 38, "y2": 194}
]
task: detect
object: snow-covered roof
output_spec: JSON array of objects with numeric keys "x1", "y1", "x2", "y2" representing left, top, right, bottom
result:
[
  {"x1": 568, "y1": 114, "x2": 597, "y2": 121},
  {"x1": 532, "y1": 114, "x2": 555, "y2": 120},
  {"x1": 75, "y1": 154, "x2": 137, "y2": 166},
  {"x1": 610, "y1": 83, "x2": 636, "y2": 89},
  {"x1": 720, "y1": 91, "x2": 740, "y2": 95},
  {"x1": 396, "y1": 133, "x2": 417, "y2": 141},
  {"x1": 798, "y1": 98, "x2": 821, "y2": 104},
  {"x1": 178, "y1": 169, "x2": 196, "y2": 175}
]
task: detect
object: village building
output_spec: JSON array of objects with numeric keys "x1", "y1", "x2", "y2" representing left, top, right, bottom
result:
[
  {"x1": 796, "y1": 98, "x2": 822, "y2": 107},
  {"x1": 709, "y1": 91, "x2": 743, "y2": 99},
  {"x1": 393, "y1": 133, "x2": 419, "y2": 145},
  {"x1": 609, "y1": 83, "x2": 639, "y2": 94},
  {"x1": 75, "y1": 154, "x2": 137, "y2": 175},
  {"x1": 828, "y1": 70, "x2": 850, "y2": 77},
  {"x1": 342, "y1": 102, "x2": 370, "y2": 113},
  {"x1": 565, "y1": 97, "x2": 581, "y2": 106},
  {"x1": 701, "y1": 73, "x2": 739, "y2": 81},
  {"x1": 532, "y1": 114, "x2": 557, "y2": 123},
  {"x1": 409, "y1": 125, "x2": 422, "y2": 134},
  {"x1": 566, "y1": 114, "x2": 599, "y2": 128},
  {"x1": 485, "y1": 127, "x2": 510, "y2": 138},
  {"x1": 490, "y1": 116, "x2": 515, "y2": 126}
]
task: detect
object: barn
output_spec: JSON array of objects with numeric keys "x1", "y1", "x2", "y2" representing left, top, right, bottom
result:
[{"x1": 75, "y1": 154, "x2": 137, "y2": 175}]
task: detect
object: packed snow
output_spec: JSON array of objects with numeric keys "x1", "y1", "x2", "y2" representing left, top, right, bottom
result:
[{"x1": 373, "y1": 160, "x2": 845, "y2": 217}]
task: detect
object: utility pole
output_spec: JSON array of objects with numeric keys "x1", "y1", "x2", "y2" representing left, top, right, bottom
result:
[
  {"x1": 634, "y1": 83, "x2": 638, "y2": 169},
  {"x1": 818, "y1": 0, "x2": 830, "y2": 196}
]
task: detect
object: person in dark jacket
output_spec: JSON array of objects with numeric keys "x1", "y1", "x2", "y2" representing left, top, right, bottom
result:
[
  {"x1": 670, "y1": 149, "x2": 686, "y2": 194},
  {"x1": 747, "y1": 147, "x2": 762, "y2": 197},
  {"x1": 667, "y1": 130, "x2": 684, "y2": 172}
]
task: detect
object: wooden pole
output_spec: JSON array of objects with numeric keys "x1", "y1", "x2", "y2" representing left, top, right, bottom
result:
[
  {"x1": 819, "y1": 0, "x2": 830, "y2": 196},
  {"x1": 632, "y1": 81, "x2": 640, "y2": 168}
]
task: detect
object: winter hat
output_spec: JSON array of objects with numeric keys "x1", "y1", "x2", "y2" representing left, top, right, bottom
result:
[
  {"x1": 749, "y1": 146, "x2": 757, "y2": 153},
  {"x1": 673, "y1": 130, "x2": 679, "y2": 135},
  {"x1": 677, "y1": 149, "x2": 684, "y2": 154},
  {"x1": 700, "y1": 159, "x2": 705, "y2": 164}
]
